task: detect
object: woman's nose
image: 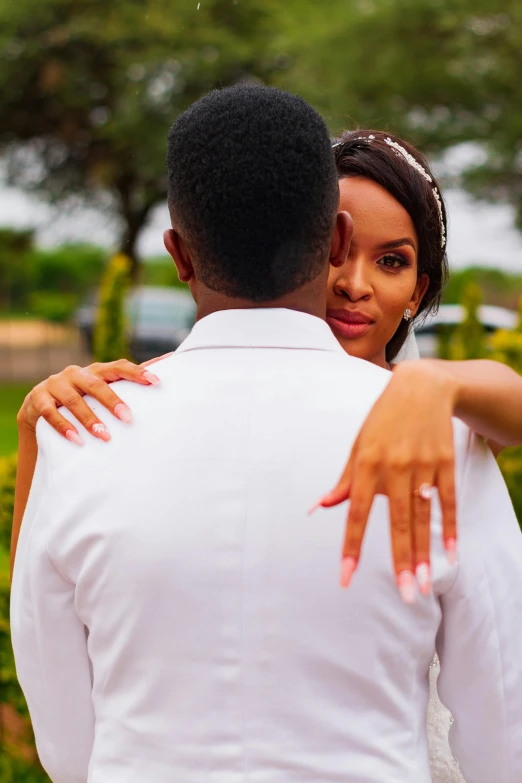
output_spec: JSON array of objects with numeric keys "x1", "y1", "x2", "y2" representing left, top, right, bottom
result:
[{"x1": 333, "y1": 260, "x2": 373, "y2": 301}]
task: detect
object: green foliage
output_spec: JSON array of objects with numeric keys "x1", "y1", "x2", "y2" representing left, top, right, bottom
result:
[
  {"x1": 29, "y1": 245, "x2": 106, "y2": 296},
  {"x1": 490, "y1": 329, "x2": 522, "y2": 375},
  {"x1": 0, "y1": 0, "x2": 285, "y2": 266},
  {"x1": 28, "y1": 292, "x2": 78, "y2": 323},
  {"x1": 0, "y1": 229, "x2": 34, "y2": 311},
  {"x1": 442, "y1": 267, "x2": 522, "y2": 310},
  {"x1": 0, "y1": 455, "x2": 49, "y2": 781},
  {"x1": 93, "y1": 254, "x2": 131, "y2": 362},
  {"x1": 448, "y1": 282, "x2": 488, "y2": 360},
  {"x1": 499, "y1": 447, "x2": 522, "y2": 526},
  {"x1": 0, "y1": 386, "x2": 32, "y2": 458}
]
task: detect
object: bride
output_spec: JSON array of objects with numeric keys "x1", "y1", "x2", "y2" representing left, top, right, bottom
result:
[{"x1": 12, "y1": 130, "x2": 522, "y2": 782}]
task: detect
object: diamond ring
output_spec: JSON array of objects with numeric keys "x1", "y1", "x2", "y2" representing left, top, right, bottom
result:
[{"x1": 413, "y1": 483, "x2": 433, "y2": 501}]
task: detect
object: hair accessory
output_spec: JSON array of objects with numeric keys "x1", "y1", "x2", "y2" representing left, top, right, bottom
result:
[
  {"x1": 332, "y1": 134, "x2": 446, "y2": 249},
  {"x1": 383, "y1": 138, "x2": 446, "y2": 250},
  {"x1": 403, "y1": 308, "x2": 412, "y2": 321}
]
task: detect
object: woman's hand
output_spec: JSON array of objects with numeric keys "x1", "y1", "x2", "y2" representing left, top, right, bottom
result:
[
  {"x1": 17, "y1": 355, "x2": 172, "y2": 444},
  {"x1": 313, "y1": 360, "x2": 460, "y2": 601}
]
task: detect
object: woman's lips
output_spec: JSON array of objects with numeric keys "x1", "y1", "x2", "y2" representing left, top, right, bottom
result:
[{"x1": 326, "y1": 309, "x2": 374, "y2": 339}]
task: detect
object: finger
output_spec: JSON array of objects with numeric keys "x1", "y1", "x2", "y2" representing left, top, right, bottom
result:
[
  {"x1": 52, "y1": 389, "x2": 113, "y2": 442},
  {"x1": 140, "y1": 352, "x2": 174, "y2": 368},
  {"x1": 411, "y1": 476, "x2": 435, "y2": 596},
  {"x1": 87, "y1": 359, "x2": 157, "y2": 385},
  {"x1": 340, "y1": 466, "x2": 377, "y2": 587},
  {"x1": 388, "y1": 474, "x2": 415, "y2": 603},
  {"x1": 437, "y1": 457, "x2": 457, "y2": 565},
  {"x1": 30, "y1": 393, "x2": 84, "y2": 446},
  {"x1": 309, "y1": 451, "x2": 355, "y2": 513}
]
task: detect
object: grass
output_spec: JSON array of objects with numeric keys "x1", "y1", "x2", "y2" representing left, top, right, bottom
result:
[{"x1": 0, "y1": 384, "x2": 32, "y2": 457}]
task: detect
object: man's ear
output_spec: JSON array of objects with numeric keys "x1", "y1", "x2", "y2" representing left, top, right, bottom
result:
[
  {"x1": 163, "y1": 228, "x2": 194, "y2": 283},
  {"x1": 329, "y1": 211, "x2": 353, "y2": 269}
]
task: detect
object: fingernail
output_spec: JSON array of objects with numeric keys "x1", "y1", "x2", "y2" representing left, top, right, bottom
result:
[
  {"x1": 114, "y1": 403, "x2": 132, "y2": 424},
  {"x1": 416, "y1": 562, "x2": 431, "y2": 596},
  {"x1": 340, "y1": 556, "x2": 357, "y2": 588},
  {"x1": 143, "y1": 371, "x2": 161, "y2": 385},
  {"x1": 308, "y1": 491, "x2": 335, "y2": 514},
  {"x1": 445, "y1": 537, "x2": 458, "y2": 566},
  {"x1": 65, "y1": 429, "x2": 84, "y2": 447},
  {"x1": 397, "y1": 570, "x2": 416, "y2": 604},
  {"x1": 92, "y1": 423, "x2": 111, "y2": 442}
]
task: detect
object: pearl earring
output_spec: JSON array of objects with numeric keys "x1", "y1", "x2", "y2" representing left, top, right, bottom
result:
[{"x1": 403, "y1": 308, "x2": 412, "y2": 321}]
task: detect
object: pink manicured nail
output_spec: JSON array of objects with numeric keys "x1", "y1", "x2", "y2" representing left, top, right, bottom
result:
[
  {"x1": 416, "y1": 562, "x2": 431, "y2": 596},
  {"x1": 143, "y1": 371, "x2": 160, "y2": 385},
  {"x1": 92, "y1": 423, "x2": 111, "y2": 442},
  {"x1": 340, "y1": 556, "x2": 357, "y2": 588},
  {"x1": 114, "y1": 403, "x2": 132, "y2": 424},
  {"x1": 397, "y1": 570, "x2": 416, "y2": 604},
  {"x1": 308, "y1": 491, "x2": 336, "y2": 514},
  {"x1": 65, "y1": 429, "x2": 84, "y2": 447},
  {"x1": 445, "y1": 537, "x2": 458, "y2": 566}
]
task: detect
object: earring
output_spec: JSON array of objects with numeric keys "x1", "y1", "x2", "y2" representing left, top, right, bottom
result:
[{"x1": 403, "y1": 308, "x2": 412, "y2": 321}]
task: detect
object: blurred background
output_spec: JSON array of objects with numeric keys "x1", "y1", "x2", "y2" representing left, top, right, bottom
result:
[{"x1": 1, "y1": 0, "x2": 522, "y2": 777}]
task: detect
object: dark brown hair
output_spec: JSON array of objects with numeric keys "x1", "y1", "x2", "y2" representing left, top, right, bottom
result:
[{"x1": 333, "y1": 130, "x2": 448, "y2": 361}]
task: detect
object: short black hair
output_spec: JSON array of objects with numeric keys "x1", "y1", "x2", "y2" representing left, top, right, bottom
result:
[
  {"x1": 333, "y1": 130, "x2": 449, "y2": 361},
  {"x1": 167, "y1": 84, "x2": 339, "y2": 302}
]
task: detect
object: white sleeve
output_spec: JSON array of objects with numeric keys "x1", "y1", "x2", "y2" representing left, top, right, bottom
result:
[
  {"x1": 436, "y1": 433, "x2": 522, "y2": 783},
  {"x1": 10, "y1": 435, "x2": 95, "y2": 783}
]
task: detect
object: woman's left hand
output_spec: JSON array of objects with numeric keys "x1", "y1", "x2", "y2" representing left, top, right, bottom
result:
[{"x1": 314, "y1": 360, "x2": 460, "y2": 601}]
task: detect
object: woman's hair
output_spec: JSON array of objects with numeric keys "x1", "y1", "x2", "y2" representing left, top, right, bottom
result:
[{"x1": 332, "y1": 130, "x2": 448, "y2": 362}]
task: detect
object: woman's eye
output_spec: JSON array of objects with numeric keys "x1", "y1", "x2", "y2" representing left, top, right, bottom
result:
[{"x1": 377, "y1": 254, "x2": 408, "y2": 269}]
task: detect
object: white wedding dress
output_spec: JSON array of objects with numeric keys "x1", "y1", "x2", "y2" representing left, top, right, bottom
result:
[{"x1": 397, "y1": 333, "x2": 466, "y2": 783}]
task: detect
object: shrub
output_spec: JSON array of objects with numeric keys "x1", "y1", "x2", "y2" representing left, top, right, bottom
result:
[
  {"x1": 93, "y1": 254, "x2": 131, "y2": 362},
  {"x1": 448, "y1": 282, "x2": 488, "y2": 360},
  {"x1": 0, "y1": 455, "x2": 49, "y2": 781}
]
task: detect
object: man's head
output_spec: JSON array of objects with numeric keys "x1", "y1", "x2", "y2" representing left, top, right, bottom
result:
[{"x1": 164, "y1": 84, "x2": 351, "y2": 313}]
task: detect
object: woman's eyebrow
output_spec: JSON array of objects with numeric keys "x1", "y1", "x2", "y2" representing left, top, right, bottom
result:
[{"x1": 377, "y1": 238, "x2": 416, "y2": 251}]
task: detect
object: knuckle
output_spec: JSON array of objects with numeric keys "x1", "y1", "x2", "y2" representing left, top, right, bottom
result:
[
  {"x1": 391, "y1": 517, "x2": 410, "y2": 536},
  {"x1": 61, "y1": 392, "x2": 80, "y2": 409},
  {"x1": 85, "y1": 375, "x2": 106, "y2": 393},
  {"x1": 40, "y1": 402, "x2": 57, "y2": 419},
  {"x1": 357, "y1": 451, "x2": 380, "y2": 471}
]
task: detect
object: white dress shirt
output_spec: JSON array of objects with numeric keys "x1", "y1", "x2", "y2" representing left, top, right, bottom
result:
[{"x1": 11, "y1": 308, "x2": 522, "y2": 783}]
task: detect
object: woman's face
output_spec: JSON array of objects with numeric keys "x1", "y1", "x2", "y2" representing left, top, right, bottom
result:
[{"x1": 327, "y1": 176, "x2": 429, "y2": 367}]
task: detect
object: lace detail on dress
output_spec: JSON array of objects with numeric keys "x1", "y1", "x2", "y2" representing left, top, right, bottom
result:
[{"x1": 428, "y1": 656, "x2": 466, "y2": 783}]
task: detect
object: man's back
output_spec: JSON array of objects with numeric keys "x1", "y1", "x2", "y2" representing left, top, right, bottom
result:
[{"x1": 11, "y1": 309, "x2": 522, "y2": 783}]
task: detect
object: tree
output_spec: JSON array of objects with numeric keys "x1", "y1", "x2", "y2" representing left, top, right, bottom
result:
[
  {"x1": 448, "y1": 282, "x2": 488, "y2": 359},
  {"x1": 0, "y1": 0, "x2": 284, "y2": 275},
  {"x1": 93, "y1": 254, "x2": 131, "y2": 362},
  {"x1": 280, "y1": 0, "x2": 522, "y2": 227}
]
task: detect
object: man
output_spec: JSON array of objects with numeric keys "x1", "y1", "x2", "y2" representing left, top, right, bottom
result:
[{"x1": 11, "y1": 85, "x2": 522, "y2": 782}]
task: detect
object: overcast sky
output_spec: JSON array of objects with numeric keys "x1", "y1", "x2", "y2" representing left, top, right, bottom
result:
[{"x1": 2, "y1": 183, "x2": 522, "y2": 274}]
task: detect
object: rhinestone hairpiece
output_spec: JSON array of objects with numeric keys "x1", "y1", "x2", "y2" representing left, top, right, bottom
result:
[{"x1": 332, "y1": 135, "x2": 446, "y2": 249}]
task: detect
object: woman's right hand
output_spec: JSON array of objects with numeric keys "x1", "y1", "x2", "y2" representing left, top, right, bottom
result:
[{"x1": 17, "y1": 355, "x2": 171, "y2": 445}]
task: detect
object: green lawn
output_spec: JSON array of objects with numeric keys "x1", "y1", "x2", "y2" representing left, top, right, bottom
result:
[
  {"x1": 0, "y1": 384, "x2": 32, "y2": 457},
  {"x1": 0, "y1": 547, "x2": 9, "y2": 581}
]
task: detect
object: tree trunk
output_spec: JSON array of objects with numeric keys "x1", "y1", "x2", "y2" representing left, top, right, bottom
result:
[{"x1": 119, "y1": 209, "x2": 148, "y2": 283}]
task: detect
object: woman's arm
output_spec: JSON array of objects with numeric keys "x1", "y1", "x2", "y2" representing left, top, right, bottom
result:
[
  {"x1": 315, "y1": 357, "x2": 522, "y2": 599},
  {"x1": 435, "y1": 358, "x2": 522, "y2": 449},
  {"x1": 10, "y1": 360, "x2": 163, "y2": 580},
  {"x1": 11, "y1": 419, "x2": 38, "y2": 577}
]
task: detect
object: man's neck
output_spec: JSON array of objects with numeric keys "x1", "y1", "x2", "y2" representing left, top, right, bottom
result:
[{"x1": 194, "y1": 275, "x2": 328, "y2": 323}]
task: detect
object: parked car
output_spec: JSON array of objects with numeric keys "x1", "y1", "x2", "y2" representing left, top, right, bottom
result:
[
  {"x1": 415, "y1": 303, "x2": 518, "y2": 357},
  {"x1": 76, "y1": 286, "x2": 196, "y2": 363}
]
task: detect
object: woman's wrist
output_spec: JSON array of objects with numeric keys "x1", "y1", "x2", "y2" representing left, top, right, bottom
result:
[{"x1": 392, "y1": 359, "x2": 461, "y2": 413}]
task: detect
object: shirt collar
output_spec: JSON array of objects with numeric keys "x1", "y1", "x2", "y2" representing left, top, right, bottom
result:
[{"x1": 175, "y1": 308, "x2": 346, "y2": 354}]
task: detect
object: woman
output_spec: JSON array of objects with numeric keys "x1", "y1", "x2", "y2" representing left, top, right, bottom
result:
[{"x1": 12, "y1": 130, "x2": 522, "y2": 782}]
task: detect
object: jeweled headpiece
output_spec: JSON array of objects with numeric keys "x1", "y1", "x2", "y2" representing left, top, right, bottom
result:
[{"x1": 332, "y1": 134, "x2": 446, "y2": 249}]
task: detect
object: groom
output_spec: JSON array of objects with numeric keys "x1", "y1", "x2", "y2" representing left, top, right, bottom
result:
[{"x1": 11, "y1": 86, "x2": 522, "y2": 782}]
